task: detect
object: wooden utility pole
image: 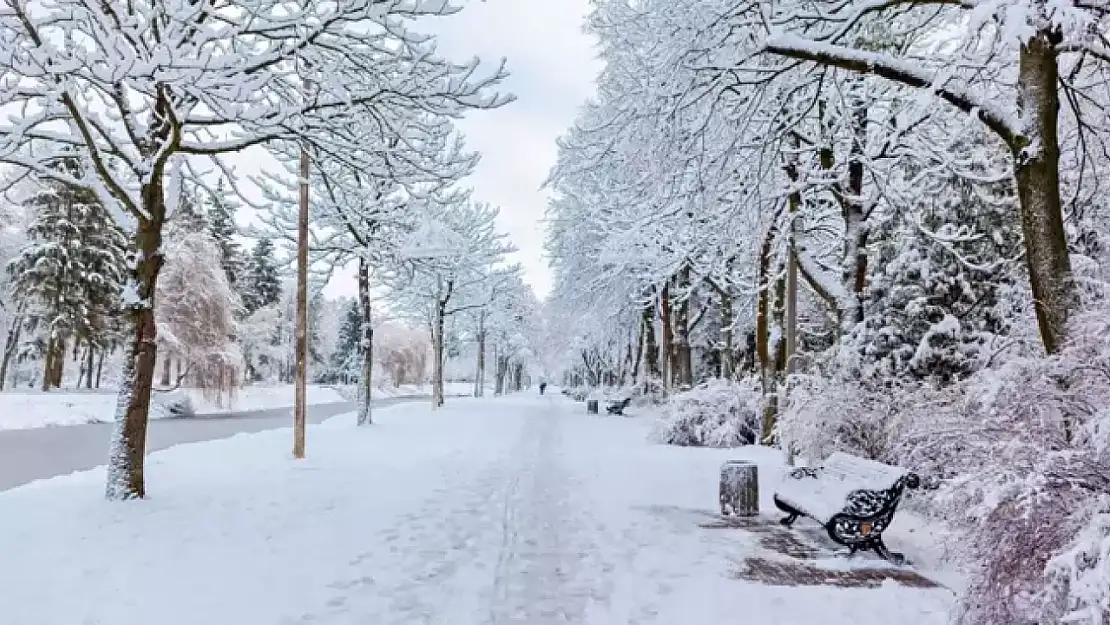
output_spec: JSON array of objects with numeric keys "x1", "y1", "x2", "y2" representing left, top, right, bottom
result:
[{"x1": 293, "y1": 76, "x2": 311, "y2": 460}]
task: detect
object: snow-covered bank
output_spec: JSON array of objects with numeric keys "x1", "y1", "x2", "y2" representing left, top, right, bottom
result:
[
  {"x1": 0, "y1": 384, "x2": 348, "y2": 430},
  {"x1": 0, "y1": 395, "x2": 956, "y2": 624}
]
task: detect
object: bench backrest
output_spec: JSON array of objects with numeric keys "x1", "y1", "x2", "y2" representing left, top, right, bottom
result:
[{"x1": 822, "y1": 452, "x2": 905, "y2": 490}]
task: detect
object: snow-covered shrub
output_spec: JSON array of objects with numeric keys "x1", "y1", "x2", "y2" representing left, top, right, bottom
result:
[
  {"x1": 777, "y1": 373, "x2": 916, "y2": 465},
  {"x1": 887, "y1": 309, "x2": 1110, "y2": 625},
  {"x1": 654, "y1": 378, "x2": 760, "y2": 447},
  {"x1": 151, "y1": 393, "x2": 195, "y2": 419}
]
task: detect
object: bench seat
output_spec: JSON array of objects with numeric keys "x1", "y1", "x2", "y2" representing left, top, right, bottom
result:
[{"x1": 773, "y1": 452, "x2": 920, "y2": 563}]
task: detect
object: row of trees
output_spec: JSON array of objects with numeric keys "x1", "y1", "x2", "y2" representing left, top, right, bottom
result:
[
  {"x1": 546, "y1": 0, "x2": 1109, "y2": 623},
  {"x1": 0, "y1": 0, "x2": 530, "y2": 500}
]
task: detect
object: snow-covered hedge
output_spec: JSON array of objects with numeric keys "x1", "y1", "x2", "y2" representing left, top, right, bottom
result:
[{"x1": 653, "y1": 378, "x2": 760, "y2": 447}]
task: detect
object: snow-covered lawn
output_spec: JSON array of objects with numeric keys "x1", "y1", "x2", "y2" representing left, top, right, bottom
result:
[
  {"x1": 0, "y1": 384, "x2": 347, "y2": 430},
  {"x1": 0, "y1": 395, "x2": 956, "y2": 624}
]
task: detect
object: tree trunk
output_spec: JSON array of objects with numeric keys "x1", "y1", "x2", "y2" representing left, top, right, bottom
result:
[
  {"x1": 106, "y1": 210, "x2": 166, "y2": 501},
  {"x1": 631, "y1": 319, "x2": 644, "y2": 387},
  {"x1": 474, "y1": 313, "x2": 485, "y2": 398},
  {"x1": 42, "y1": 336, "x2": 64, "y2": 391},
  {"x1": 40, "y1": 337, "x2": 54, "y2": 392},
  {"x1": 642, "y1": 301, "x2": 660, "y2": 385},
  {"x1": 494, "y1": 349, "x2": 507, "y2": 396},
  {"x1": 95, "y1": 348, "x2": 105, "y2": 389},
  {"x1": 835, "y1": 91, "x2": 869, "y2": 332},
  {"x1": 674, "y1": 269, "x2": 693, "y2": 388},
  {"x1": 1014, "y1": 32, "x2": 1072, "y2": 354},
  {"x1": 719, "y1": 291, "x2": 734, "y2": 379},
  {"x1": 357, "y1": 257, "x2": 373, "y2": 426},
  {"x1": 660, "y1": 284, "x2": 672, "y2": 393},
  {"x1": 84, "y1": 341, "x2": 95, "y2": 389},
  {"x1": 160, "y1": 355, "x2": 171, "y2": 387},
  {"x1": 51, "y1": 337, "x2": 65, "y2": 388},
  {"x1": 0, "y1": 302, "x2": 24, "y2": 391}
]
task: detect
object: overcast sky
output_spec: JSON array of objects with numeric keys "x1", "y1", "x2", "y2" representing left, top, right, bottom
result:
[{"x1": 320, "y1": 1, "x2": 600, "y2": 301}]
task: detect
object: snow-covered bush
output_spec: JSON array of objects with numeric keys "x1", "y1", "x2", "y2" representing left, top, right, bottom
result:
[
  {"x1": 888, "y1": 309, "x2": 1110, "y2": 625},
  {"x1": 150, "y1": 393, "x2": 195, "y2": 419},
  {"x1": 777, "y1": 374, "x2": 915, "y2": 465},
  {"x1": 654, "y1": 378, "x2": 760, "y2": 447}
]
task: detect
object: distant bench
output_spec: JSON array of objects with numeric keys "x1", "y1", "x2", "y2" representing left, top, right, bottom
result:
[
  {"x1": 606, "y1": 397, "x2": 631, "y2": 415},
  {"x1": 773, "y1": 452, "x2": 921, "y2": 564}
]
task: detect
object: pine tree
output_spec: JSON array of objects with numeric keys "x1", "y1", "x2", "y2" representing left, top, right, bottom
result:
[
  {"x1": 6, "y1": 160, "x2": 128, "y2": 389},
  {"x1": 244, "y1": 238, "x2": 282, "y2": 314},
  {"x1": 329, "y1": 298, "x2": 363, "y2": 383},
  {"x1": 852, "y1": 165, "x2": 1020, "y2": 383},
  {"x1": 206, "y1": 179, "x2": 247, "y2": 291}
]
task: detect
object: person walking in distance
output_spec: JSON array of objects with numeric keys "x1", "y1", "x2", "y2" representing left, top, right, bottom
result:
[{"x1": 539, "y1": 381, "x2": 547, "y2": 395}]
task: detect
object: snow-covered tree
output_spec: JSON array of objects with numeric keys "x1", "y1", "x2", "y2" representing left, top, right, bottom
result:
[
  {"x1": 205, "y1": 179, "x2": 247, "y2": 294},
  {"x1": 387, "y1": 197, "x2": 517, "y2": 408},
  {"x1": 243, "y1": 239, "x2": 283, "y2": 315},
  {"x1": 326, "y1": 298, "x2": 362, "y2": 385},
  {"x1": 156, "y1": 186, "x2": 241, "y2": 403},
  {"x1": 5, "y1": 164, "x2": 127, "y2": 390},
  {"x1": 0, "y1": 0, "x2": 508, "y2": 499}
]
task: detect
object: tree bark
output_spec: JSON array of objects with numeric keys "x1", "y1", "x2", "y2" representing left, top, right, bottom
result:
[
  {"x1": 631, "y1": 318, "x2": 644, "y2": 387},
  {"x1": 51, "y1": 337, "x2": 65, "y2": 388},
  {"x1": 357, "y1": 257, "x2": 374, "y2": 426},
  {"x1": 718, "y1": 291, "x2": 734, "y2": 379},
  {"x1": 95, "y1": 348, "x2": 105, "y2": 389},
  {"x1": 642, "y1": 301, "x2": 660, "y2": 385},
  {"x1": 494, "y1": 348, "x2": 507, "y2": 396},
  {"x1": 1014, "y1": 32, "x2": 1072, "y2": 354},
  {"x1": 474, "y1": 312, "x2": 486, "y2": 398},
  {"x1": 42, "y1": 336, "x2": 64, "y2": 391},
  {"x1": 0, "y1": 302, "x2": 24, "y2": 391},
  {"x1": 84, "y1": 340, "x2": 95, "y2": 389},
  {"x1": 674, "y1": 268, "x2": 693, "y2": 388},
  {"x1": 660, "y1": 283, "x2": 672, "y2": 393},
  {"x1": 105, "y1": 210, "x2": 165, "y2": 501}
]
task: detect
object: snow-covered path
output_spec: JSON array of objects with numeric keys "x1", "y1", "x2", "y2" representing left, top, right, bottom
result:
[{"x1": 0, "y1": 395, "x2": 954, "y2": 625}]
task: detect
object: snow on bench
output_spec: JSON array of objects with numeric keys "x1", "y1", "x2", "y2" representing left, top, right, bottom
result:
[{"x1": 773, "y1": 452, "x2": 921, "y2": 564}]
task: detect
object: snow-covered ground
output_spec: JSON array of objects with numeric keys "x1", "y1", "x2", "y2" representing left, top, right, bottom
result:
[
  {"x1": 0, "y1": 384, "x2": 347, "y2": 430},
  {"x1": 0, "y1": 395, "x2": 956, "y2": 624}
]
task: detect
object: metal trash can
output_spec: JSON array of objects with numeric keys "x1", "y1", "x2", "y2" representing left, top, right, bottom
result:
[{"x1": 719, "y1": 460, "x2": 758, "y2": 516}]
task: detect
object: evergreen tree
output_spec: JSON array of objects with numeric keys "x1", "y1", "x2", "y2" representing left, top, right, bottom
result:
[
  {"x1": 244, "y1": 238, "x2": 282, "y2": 313},
  {"x1": 205, "y1": 179, "x2": 247, "y2": 291},
  {"x1": 6, "y1": 160, "x2": 129, "y2": 389},
  {"x1": 852, "y1": 164, "x2": 1020, "y2": 383},
  {"x1": 168, "y1": 184, "x2": 208, "y2": 234},
  {"x1": 329, "y1": 298, "x2": 363, "y2": 383}
]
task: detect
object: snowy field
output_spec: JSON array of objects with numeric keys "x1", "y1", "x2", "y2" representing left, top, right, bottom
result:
[
  {"x1": 0, "y1": 384, "x2": 348, "y2": 430},
  {"x1": 0, "y1": 395, "x2": 956, "y2": 624}
]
